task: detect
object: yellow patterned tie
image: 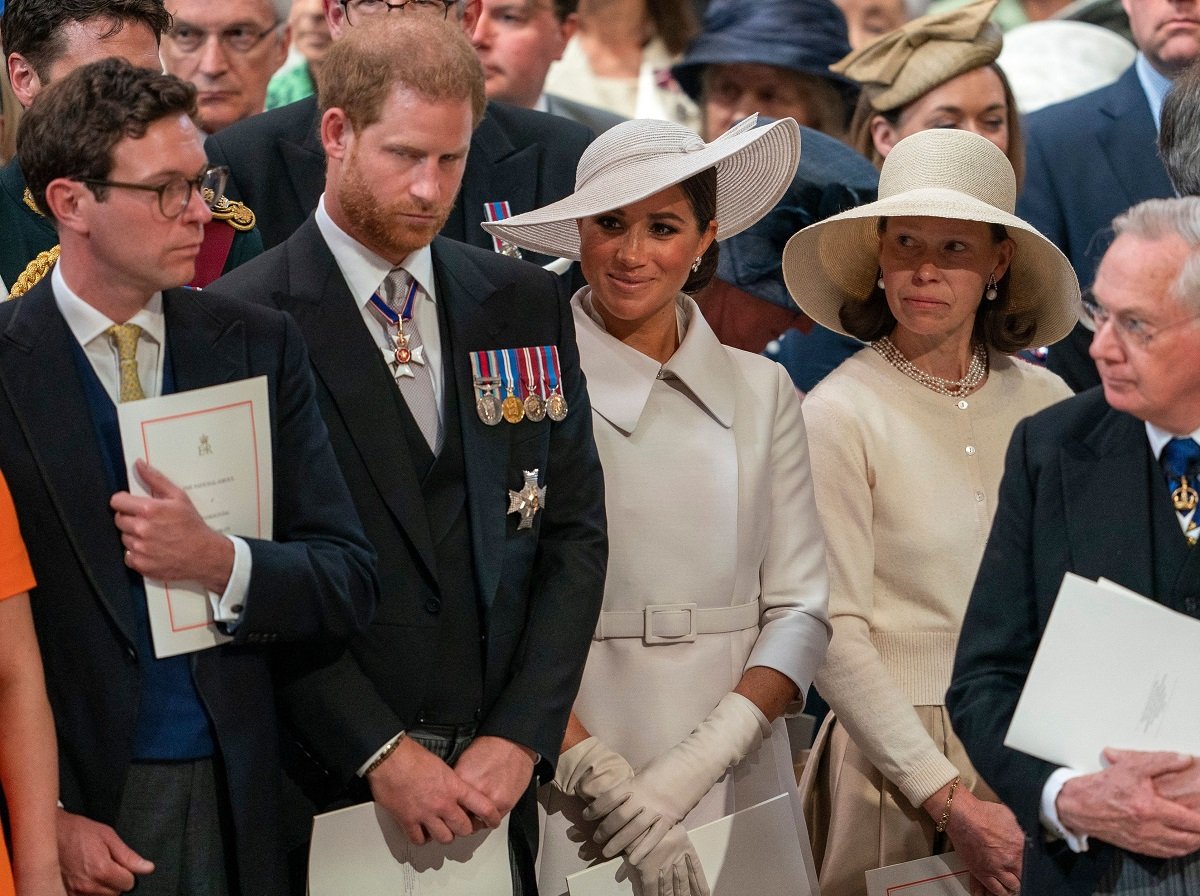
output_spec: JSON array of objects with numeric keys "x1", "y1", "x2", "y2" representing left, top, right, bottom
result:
[{"x1": 107, "y1": 324, "x2": 145, "y2": 402}]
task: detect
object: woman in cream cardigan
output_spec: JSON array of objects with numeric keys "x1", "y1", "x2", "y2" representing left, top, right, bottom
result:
[
  {"x1": 783, "y1": 128, "x2": 1078, "y2": 896},
  {"x1": 486, "y1": 116, "x2": 830, "y2": 896}
]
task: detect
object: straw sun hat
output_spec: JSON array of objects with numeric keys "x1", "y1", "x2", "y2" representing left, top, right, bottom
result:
[
  {"x1": 782, "y1": 128, "x2": 1079, "y2": 348},
  {"x1": 481, "y1": 114, "x2": 801, "y2": 261}
]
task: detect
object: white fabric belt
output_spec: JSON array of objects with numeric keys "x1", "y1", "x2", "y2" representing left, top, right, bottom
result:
[{"x1": 593, "y1": 601, "x2": 760, "y2": 644}]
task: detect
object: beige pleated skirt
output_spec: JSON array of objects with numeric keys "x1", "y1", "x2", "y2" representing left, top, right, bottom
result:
[{"x1": 798, "y1": 705, "x2": 997, "y2": 896}]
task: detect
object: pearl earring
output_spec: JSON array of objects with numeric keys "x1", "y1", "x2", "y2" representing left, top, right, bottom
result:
[
  {"x1": 985, "y1": 273, "x2": 998, "y2": 302},
  {"x1": 876, "y1": 271, "x2": 885, "y2": 290},
  {"x1": 691, "y1": 256, "x2": 702, "y2": 273}
]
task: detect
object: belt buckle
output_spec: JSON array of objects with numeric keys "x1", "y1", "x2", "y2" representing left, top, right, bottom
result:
[{"x1": 643, "y1": 602, "x2": 698, "y2": 645}]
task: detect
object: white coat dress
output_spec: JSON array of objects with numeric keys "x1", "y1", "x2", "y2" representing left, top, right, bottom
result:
[{"x1": 536, "y1": 290, "x2": 831, "y2": 895}]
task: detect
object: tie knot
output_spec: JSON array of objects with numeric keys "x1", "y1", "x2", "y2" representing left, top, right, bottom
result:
[
  {"x1": 107, "y1": 323, "x2": 143, "y2": 360},
  {"x1": 379, "y1": 267, "x2": 412, "y2": 312},
  {"x1": 1162, "y1": 437, "x2": 1200, "y2": 480}
]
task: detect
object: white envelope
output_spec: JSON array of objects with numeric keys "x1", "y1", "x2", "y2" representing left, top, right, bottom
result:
[
  {"x1": 565, "y1": 794, "x2": 814, "y2": 896},
  {"x1": 117, "y1": 376, "x2": 272, "y2": 658},
  {"x1": 1004, "y1": 572, "x2": 1200, "y2": 772},
  {"x1": 865, "y1": 852, "x2": 969, "y2": 896},
  {"x1": 308, "y1": 802, "x2": 512, "y2": 896}
]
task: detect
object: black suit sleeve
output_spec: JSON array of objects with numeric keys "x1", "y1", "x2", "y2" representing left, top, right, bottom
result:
[
  {"x1": 947, "y1": 416, "x2": 1059, "y2": 833},
  {"x1": 233, "y1": 312, "x2": 379, "y2": 644},
  {"x1": 476, "y1": 274, "x2": 607, "y2": 777}
]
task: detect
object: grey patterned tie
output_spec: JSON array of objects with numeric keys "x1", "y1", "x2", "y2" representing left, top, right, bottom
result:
[{"x1": 380, "y1": 267, "x2": 442, "y2": 453}]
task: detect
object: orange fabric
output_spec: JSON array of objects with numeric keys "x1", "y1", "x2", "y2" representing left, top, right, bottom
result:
[
  {"x1": 0, "y1": 471, "x2": 34, "y2": 599},
  {"x1": 0, "y1": 832, "x2": 13, "y2": 896}
]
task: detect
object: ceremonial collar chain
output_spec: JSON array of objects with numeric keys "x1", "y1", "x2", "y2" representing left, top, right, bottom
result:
[{"x1": 872, "y1": 336, "x2": 988, "y2": 398}]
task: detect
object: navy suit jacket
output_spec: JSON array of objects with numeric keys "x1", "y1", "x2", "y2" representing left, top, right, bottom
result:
[
  {"x1": 947, "y1": 389, "x2": 1199, "y2": 894},
  {"x1": 205, "y1": 96, "x2": 592, "y2": 264},
  {"x1": 205, "y1": 219, "x2": 607, "y2": 788},
  {"x1": 1018, "y1": 65, "x2": 1177, "y2": 392},
  {"x1": 0, "y1": 280, "x2": 377, "y2": 896}
]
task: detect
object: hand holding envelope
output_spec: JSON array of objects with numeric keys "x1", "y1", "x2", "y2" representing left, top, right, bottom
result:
[{"x1": 110, "y1": 459, "x2": 235, "y2": 594}]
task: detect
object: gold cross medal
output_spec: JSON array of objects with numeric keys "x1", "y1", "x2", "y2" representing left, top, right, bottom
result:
[{"x1": 508, "y1": 469, "x2": 546, "y2": 531}]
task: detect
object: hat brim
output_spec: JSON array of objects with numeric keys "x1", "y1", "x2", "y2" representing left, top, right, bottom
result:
[
  {"x1": 782, "y1": 186, "x2": 1081, "y2": 348},
  {"x1": 482, "y1": 117, "x2": 801, "y2": 261}
]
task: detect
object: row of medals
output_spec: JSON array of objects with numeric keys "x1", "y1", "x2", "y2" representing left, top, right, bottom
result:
[{"x1": 476, "y1": 377, "x2": 566, "y2": 426}]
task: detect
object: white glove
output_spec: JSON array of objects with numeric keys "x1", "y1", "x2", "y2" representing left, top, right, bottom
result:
[
  {"x1": 587, "y1": 692, "x2": 771, "y2": 858},
  {"x1": 629, "y1": 823, "x2": 710, "y2": 896},
  {"x1": 553, "y1": 736, "x2": 636, "y2": 802}
]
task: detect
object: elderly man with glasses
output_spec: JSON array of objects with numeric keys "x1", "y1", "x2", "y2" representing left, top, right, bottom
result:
[
  {"x1": 161, "y1": 0, "x2": 291, "y2": 135},
  {"x1": 949, "y1": 196, "x2": 1200, "y2": 895},
  {"x1": 204, "y1": 0, "x2": 593, "y2": 256}
]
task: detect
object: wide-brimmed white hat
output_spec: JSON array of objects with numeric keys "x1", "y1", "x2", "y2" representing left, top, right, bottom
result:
[
  {"x1": 481, "y1": 115, "x2": 801, "y2": 261},
  {"x1": 782, "y1": 128, "x2": 1079, "y2": 348}
]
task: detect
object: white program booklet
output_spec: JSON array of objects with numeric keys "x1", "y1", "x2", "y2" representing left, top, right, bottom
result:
[
  {"x1": 865, "y1": 852, "x2": 970, "y2": 896},
  {"x1": 117, "y1": 376, "x2": 272, "y2": 658},
  {"x1": 1004, "y1": 572, "x2": 1200, "y2": 772},
  {"x1": 566, "y1": 794, "x2": 813, "y2": 896},
  {"x1": 308, "y1": 802, "x2": 513, "y2": 896}
]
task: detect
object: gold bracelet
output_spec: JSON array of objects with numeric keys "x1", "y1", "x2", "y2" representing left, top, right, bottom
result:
[
  {"x1": 364, "y1": 731, "x2": 407, "y2": 776},
  {"x1": 935, "y1": 776, "x2": 960, "y2": 833}
]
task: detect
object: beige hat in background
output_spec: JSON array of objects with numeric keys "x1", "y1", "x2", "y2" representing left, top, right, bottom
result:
[
  {"x1": 481, "y1": 115, "x2": 801, "y2": 261},
  {"x1": 782, "y1": 128, "x2": 1079, "y2": 349},
  {"x1": 832, "y1": 0, "x2": 1003, "y2": 111}
]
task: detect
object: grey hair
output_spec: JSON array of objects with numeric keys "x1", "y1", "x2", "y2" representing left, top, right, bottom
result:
[
  {"x1": 1159, "y1": 61, "x2": 1200, "y2": 198},
  {"x1": 1112, "y1": 197, "x2": 1200, "y2": 312}
]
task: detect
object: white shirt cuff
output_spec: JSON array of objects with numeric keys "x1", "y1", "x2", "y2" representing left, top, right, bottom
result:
[
  {"x1": 1041, "y1": 767, "x2": 1090, "y2": 852},
  {"x1": 357, "y1": 731, "x2": 408, "y2": 778},
  {"x1": 207, "y1": 535, "x2": 251, "y2": 627}
]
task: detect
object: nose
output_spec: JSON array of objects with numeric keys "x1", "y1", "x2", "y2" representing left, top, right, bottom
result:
[
  {"x1": 1088, "y1": 313, "x2": 1124, "y2": 364},
  {"x1": 471, "y1": 12, "x2": 492, "y2": 47},
  {"x1": 182, "y1": 184, "x2": 214, "y2": 225},
  {"x1": 912, "y1": 258, "x2": 942, "y2": 283},
  {"x1": 197, "y1": 34, "x2": 231, "y2": 75},
  {"x1": 614, "y1": 228, "x2": 645, "y2": 266},
  {"x1": 408, "y1": 159, "x2": 445, "y2": 205}
]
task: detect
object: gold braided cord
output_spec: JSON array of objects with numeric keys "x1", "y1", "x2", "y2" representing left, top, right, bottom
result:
[{"x1": 7, "y1": 246, "x2": 60, "y2": 299}]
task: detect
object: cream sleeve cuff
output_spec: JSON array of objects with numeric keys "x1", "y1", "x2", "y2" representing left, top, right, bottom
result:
[{"x1": 1041, "y1": 767, "x2": 1090, "y2": 852}]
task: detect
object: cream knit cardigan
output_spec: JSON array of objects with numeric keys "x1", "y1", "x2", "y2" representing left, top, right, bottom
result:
[{"x1": 803, "y1": 346, "x2": 1071, "y2": 807}]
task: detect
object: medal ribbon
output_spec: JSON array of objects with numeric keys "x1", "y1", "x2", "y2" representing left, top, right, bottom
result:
[
  {"x1": 519, "y1": 347, "x2": 539, "y2": 398},
  {"x1": 483, "y1": 201, "x2": 514, "y2": 255},
  {"x1": 541, "y1": 345, "x2": 562, "y2": 394},
  {"x1": 366, "y1": 279, "x2": 419, "y2": 328},
  {"x1": 499, "y1": 348, "x2": 522, "y2": 398}
]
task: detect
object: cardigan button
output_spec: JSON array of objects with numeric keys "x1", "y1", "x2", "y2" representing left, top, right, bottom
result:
[
  {"x1": 965, "y1": 445, "x2": 976, "y2": 456},
  {"x1": 957, "y1": 400, "x2": 968, "y2": 410}
]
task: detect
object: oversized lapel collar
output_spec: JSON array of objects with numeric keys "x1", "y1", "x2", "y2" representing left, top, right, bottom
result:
[
  {"x1": 277, "y1": 97, "x2": 325, "y2": 230},
  {"x1": 272, "y1": 219, "x2": 438, "y2": 579},
  {"x1": 1061, "y1": 402, "x2": 1156, "y2": 597},
  {"x1": 574, "y1": 292, "x2": 735, "y2": 436},
  {"x1": 0, "y1": 280, "x2": 138, "y2": 642},
  {"x1": 432, "y1": 238, "x2": 512, "y2": 607},
  {"x1": 1096, "y1": 68, "x2": 1176, "y2": 209}
]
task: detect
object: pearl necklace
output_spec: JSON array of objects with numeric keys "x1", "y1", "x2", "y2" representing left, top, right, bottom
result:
[{"x1": 872, "y1": 336, "x2": 988, "y2": 398}]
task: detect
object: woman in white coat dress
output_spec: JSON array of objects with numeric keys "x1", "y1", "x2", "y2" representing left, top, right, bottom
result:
[{"x1": 485, "y1": 116, "x2": 831, "y2": 896}]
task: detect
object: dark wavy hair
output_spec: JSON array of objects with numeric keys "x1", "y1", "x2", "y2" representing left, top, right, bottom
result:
[
  {"x1": 839, "y1": 218, "x2": 1037, "y2": 353},
  {"x1": 19, "y1": 57, "x2": 197, "y2": 220}
]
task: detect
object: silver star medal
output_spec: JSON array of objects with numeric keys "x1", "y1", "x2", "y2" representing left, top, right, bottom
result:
[{"x1": 507, "y1": 469, "x2": 546, "y2": 530}]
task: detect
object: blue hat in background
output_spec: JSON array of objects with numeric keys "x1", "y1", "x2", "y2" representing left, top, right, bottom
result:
[{"x1": 672, "y1": 0, "x2": 856, "y2": 103}]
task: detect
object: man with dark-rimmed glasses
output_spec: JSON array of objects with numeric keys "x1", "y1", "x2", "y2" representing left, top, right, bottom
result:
[
  {"x1": 0, "y1": 57, "x2": 377, "y2": 896},
  {"x1": 161, "y1": 0, "x2": 291, "y2": 135}
]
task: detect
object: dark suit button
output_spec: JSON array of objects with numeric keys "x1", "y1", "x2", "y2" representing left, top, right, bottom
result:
[
  {"x1": 473, "y1": 708, "x2": 481, "y2": 721},
  {"x1": 425, "y1": 599, "x2": 441, "y2": 614},
  {"x1": 125, "y1": 646, "x2": 137, "y2": 662},
  {"x1": 417, "y1": 712, "x2": 427, "y2": 724}
]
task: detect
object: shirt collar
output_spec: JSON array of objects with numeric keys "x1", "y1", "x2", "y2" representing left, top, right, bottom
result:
[
  {"x1": 1135, "y1": 52, "x2": 1174, "y2": 133},
  {"x1": 51, "y1": 263, "x2": 165, "y2": 347},
  {"x1": 315, "y1": 195, "x2": 437, "y2": 309},
  {"x1": 534, "y1": 94, "x2": 550, "y2": 113},
  {"x1": 1145, "y1": 421, "x2": 1200, "y2": 460}
]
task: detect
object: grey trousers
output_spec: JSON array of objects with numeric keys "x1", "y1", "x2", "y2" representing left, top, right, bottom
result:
[
  {"x1": 1095, "y1": 850, "x2": 1200, "y2": 895},
  {"x1": 115, "y1": 758, "x2": 232, "y2": 896}
]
